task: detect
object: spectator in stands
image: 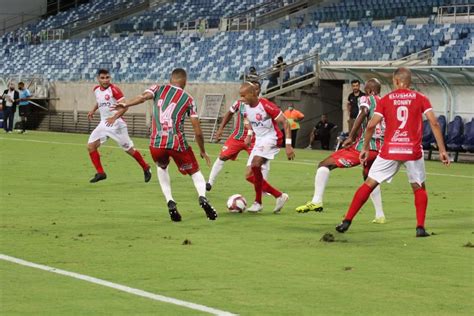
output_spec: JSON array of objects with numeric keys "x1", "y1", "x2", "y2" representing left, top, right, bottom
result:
[
  {"x1": 17, "y1": 82, "x2": 32, "y2": 134},
  {"x1": 240, "y1": 66, "x2": 259, "y2": 81},
  {"x1": 268, "y1": 56, "x2": 287, "y2": 89},
  {"x1": 1, "y1": 82, "x2": 19, "y2": 133},
  {"x1": 347, "y1": 79, "x2": 365, "y2": 132},
  {"x1": 283, "y1": 104, "x2": 305, "y2": 147},
  {"x1": 307, "y1": 114, "x2": 337, "y2": 150}
]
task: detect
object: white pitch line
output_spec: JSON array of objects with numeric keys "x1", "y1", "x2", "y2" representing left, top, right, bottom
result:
[
  {"x1": 1, "y1": 136, "x2": 473, "y2": 179},
  {"x1": 0, "y1": 254, "x2": 237, "y2": 316}
]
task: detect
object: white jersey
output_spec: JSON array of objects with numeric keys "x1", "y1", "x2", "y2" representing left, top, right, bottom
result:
[
  {"x1": 94, "y1": 84, "x2": 125, "y2": 121},
  {"x1": 244, "y1": 98, "x2": 283, "y2": 144}
]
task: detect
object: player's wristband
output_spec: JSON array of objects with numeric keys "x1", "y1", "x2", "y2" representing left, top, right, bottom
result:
[
  {"x1": 285, "y1": 138, "x2": 292, "y2": 145},
  {"x1": 247, "y1": 130, "x2": 253, "y2": 136}
]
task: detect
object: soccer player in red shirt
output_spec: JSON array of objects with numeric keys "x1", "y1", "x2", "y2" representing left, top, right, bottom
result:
[
  {"x1": 240, "y1": 82, "x2": 295, "y2": 213},
  {"x1": 336, "y1": 67, "x2": 449, "y2": 237},
  {"x1": 111, "y1": 68, "x2": 217, "y2": 222},
  {"x1": 206, "y1": 81, "x2": 270, "y2": 191},
  {"x1": 87, "y1": 69, "x2": 151, "y2": 183},
  {"x1": 296, "y1": 78, "x2": 386, "y2": 223}
]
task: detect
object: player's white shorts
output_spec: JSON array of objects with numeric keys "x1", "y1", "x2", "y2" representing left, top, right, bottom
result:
[
  {"x1": 368, "y1": 155, "x2": 426, "y2": 186},
  {"x1": 88, "y1": 119, "x2": 134, "y2": 151},
  {"x1": 246, "y1": 137, "x2": 280, "y2": 166}
]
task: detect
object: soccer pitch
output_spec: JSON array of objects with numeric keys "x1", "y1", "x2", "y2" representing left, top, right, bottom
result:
[{"x1": 1, "y1": 131, "x2": 473, "y2": 315}]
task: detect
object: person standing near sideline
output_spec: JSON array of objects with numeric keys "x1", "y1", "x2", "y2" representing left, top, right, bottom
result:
[
  {"x1": 17, "y1": 82, "x2": 32, "y2": 134},
  {"x1": 1, "y1": 82, "x2": 19, "y2": 133},
  {"x1": 283, "y1": 104, "x2": 304, "y2": 148},
  {"x1": 87, "y1": 69, "x2": 151, "y2": 183},
  {"x1": 347, "y1": 79, "x2": 365, "y2": 133},
  {"x1": 335, "y1": 68, "x2": 449, "y2": 237}
]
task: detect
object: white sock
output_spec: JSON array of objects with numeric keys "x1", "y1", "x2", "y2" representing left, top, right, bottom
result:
[
  {"x1": 370, "y1": 185, "x2": 385, "y2": 218},
  {"x1": 311, "y1": 166, "x2": 330, "y2": 204},
  {"x1": 262, "y1": 161, "x2": 270, "y2": 180},
  {"x1": 191, "y1": 171, "x2": 207, "y2": 197},
  {"x1": 157, "y1": 166, "x2": 173, "y2": 202},
  {"x1": 208, "y1": 158, "x2": 225, "y2": 185}
]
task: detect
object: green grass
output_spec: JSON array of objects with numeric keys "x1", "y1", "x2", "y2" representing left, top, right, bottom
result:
[{"x1": 1, "y1": 131, "x2": 473, "y2": 315}]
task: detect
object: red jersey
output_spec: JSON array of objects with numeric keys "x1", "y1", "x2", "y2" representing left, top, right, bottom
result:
[
  {"x1": 374, "y1": 89, "x2": 432, "y2": 161},
  {"x1": 145, "y1": 84, "x2": 197, "y2": 151}
]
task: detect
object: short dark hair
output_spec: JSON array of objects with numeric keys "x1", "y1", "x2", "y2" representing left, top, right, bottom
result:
[
  {"x1": 277, "y1": 56, "x2": 283, "y2": 62},
  {"x1": 350, "y1": 79, "x2": 360, "y2": 85},
  {"x1": 18, "y1": 81, "x2": 24, "y2": 86},
  {"x1": 171, "y1": 68, "x2": 187, "y2": 78},
  {"x1": 97, "y1": 69, "x2": 109, "y2": 76}
]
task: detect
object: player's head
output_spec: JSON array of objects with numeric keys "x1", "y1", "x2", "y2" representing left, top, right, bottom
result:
[
  {"x1": 364, "y1": 78, "x2": 381, "y2": 95},
  {"x1": 8, "y1": 82, "x2": 15, "y2": 90},
  {"x1": 170, "y1": 68, "x2": 187, "y2": 88},
  {"x1": 18, "y1": 82, "x2": 24, "y2": 90},
  {"x1": 350, "y1": 79, "x2": 360, "y2": 93},
  {"x1": 97, "y1": 69, "x2": 111, "y2": 88},
  {"x1": 321, "y1": 114, "x2": 328, "y2": 122},
  {"x1": 248, "y1": 80, "x2": 261, "y2": 96},
  {"x1": 240, "y1": 82, "x2": 258, "y2": 106},
  {"x1": 393, "y1": 67, "x2": 412, "y2": 89},
  {"x1": 288, "y1": 104, "x2": 294, "y2": 110}
]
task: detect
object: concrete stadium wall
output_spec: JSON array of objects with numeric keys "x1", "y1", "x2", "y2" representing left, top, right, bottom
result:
[{"x1": 50, "y1": 81, "x2": 242, "y2": 116}]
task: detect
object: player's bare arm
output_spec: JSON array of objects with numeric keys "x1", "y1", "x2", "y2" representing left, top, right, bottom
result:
[
  {"x1": 191, "y1": 116, "x2": 211, "y2": 167},
  {"x1": 87, "y1": 103, "x2": 98, "y2": 121},
  {"x1": 215, "y1": 111, "x2": 234, "y2": 142},
  {"x1": 343, "y1": 107, "x2": 369, "y2": 148},
  {"x1": 426, "y1": 110, "x2": 450, "y2": 166},
  {"x1": 360, "y1": 113, "x2": 382, "y2": 164},
  {"x1": 276, "y1": 114, "x2": 295, "y2": 160}
]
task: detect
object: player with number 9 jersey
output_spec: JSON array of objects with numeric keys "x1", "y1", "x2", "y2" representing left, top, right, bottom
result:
[{"x1": 374, "y1": 89, "x2": 432, "y2": 161}]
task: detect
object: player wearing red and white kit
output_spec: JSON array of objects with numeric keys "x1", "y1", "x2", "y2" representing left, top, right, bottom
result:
[
  {"x1": 206, "y1": 81, "x2": 270, "y2": 191},
  {"x1": 112, "y1": 68, "x2": 217, "y2": 222},
  {"x1": 295, "y1": 79, "x2": 386, "y2": 223},
  {"x1": 336, "y1": 68, "x2": 449, "y2": 237},
  {"x1": 239, "y1": 82, "x2": 295, "y2": 213},
  {"x1": 87, "y1": 69, "x2": 151, "y2": 183}
]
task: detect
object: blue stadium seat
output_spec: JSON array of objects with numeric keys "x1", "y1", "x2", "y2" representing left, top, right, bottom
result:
[
  {"x1": 446, "y1": 116, "x2": 464, "y2": 151},
  {"x1": 462, "y1": 119, "x2": 474, "y2": 152}
]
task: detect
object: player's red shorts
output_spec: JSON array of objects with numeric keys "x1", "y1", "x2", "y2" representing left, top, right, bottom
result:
[
  {"x1": 219, "y1": 138, "x2": 252, "y2": 160},
  {"x1": 149, "y1": 146, "x2": 199, "y2": 175},
  {"x1": 331, "y1": 146, "x2": 379, "y2": 175}
]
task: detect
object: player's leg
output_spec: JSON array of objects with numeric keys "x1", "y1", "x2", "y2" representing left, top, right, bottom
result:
[
  {"x1": 108, "y1": 123, "x2": 151, "y2": 182},
  {"x1": 364, "y1": 152, "x2": 386, "y2": 223},
  {"x1": 150, "y1": 147, "x2": 181, "y2": 222},
  {"x1": 87, "y1": 126, "x2": 107, "y2": 183},
  {"x1": 172, "y1": 147, "x2": 217, "y2": 220},
  {"x1": 336, "y1": 156, "x2": 400, "y2": 233},
  {"x1": 405, "y1": 158, "x2": 430, "y2": 237},
  {"x1": 246, "y1": 155, "x2": 266, "y2": 211},
  {"x1": 296, "y1": 153, "x2": 343, "y2": 213}
]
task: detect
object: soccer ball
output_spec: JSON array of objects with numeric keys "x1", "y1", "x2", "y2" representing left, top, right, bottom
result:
[{"x1": 227, "y1": 194, "x2": 247, "y2": 213}]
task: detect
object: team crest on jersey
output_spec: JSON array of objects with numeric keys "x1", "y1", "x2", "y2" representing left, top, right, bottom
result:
[
  {"x1": 256, "y1": 113, "x2": 263, "y2": 121},
  {"x1": 105, "y1": 94, "x2": 110, "y2": 101}
]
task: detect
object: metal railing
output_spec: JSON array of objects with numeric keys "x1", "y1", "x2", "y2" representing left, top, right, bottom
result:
[
  {"x1": 177, "y1": 19, "x2": 208, "y2": 34},
  {"x1": 244, "y1": 52, "x2": 320, "y2": 97},
  {"x1": 438, "y1": 4, "x2": 473, "y2": 23}
]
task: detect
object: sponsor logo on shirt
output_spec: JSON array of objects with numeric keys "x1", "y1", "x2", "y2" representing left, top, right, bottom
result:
[
  {"x1": 391, "y1": 130, "x2": 410, "y2": 143},
  {"x1": 105, "y1": 94, "x2": 110, "y2": 101}
]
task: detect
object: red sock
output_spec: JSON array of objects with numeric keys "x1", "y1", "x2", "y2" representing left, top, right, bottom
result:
[
  {"x1": 414, "y1": 187, "x2": 428, "y2": 227},
  {"x1": 132, "y1": 150, "x2": 149, "y2": 170},
  {"x1": 89, "y1": 150, "x2": 104, "y2": 174},
  {"x1": 262, "y1": 180, "x2": 282, "y2": 198},
  {"x1": 251, "y1": 166, "x2": 264, "y2": 204},
  {"x1": 345, "y1": 183, "x2": 374, "y2": 221},
  {"x1": 246, "y1": 175, "x2": 281, "y2": 198}
]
